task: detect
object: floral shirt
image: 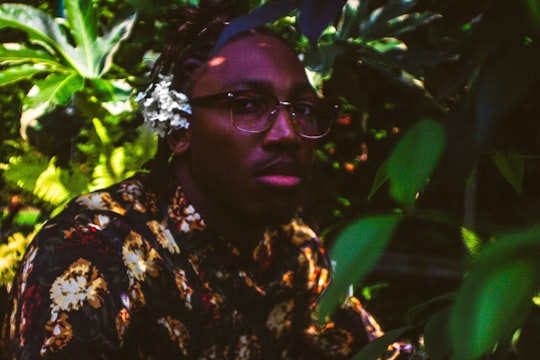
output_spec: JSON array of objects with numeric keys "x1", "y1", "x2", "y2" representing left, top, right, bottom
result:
[{"x1": 1, "y1": 175, "x2": 403, "y2": 359}]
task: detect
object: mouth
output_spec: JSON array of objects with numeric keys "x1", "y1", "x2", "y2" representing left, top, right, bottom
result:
[{"x1": 254, "y1": 158, "x2": 306, "y2": 189}]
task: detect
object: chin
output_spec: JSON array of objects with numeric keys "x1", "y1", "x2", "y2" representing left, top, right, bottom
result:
[{"x1": 254, "y1": 203, "x2": 300, "y2": 226}]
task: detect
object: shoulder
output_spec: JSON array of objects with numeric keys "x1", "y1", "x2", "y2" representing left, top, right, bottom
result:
[
  {"x1": 71, "y1": 174, "x2": 158, "y2": 216},
  {"x1": 21, "y1": 175, "x2": 161, "y2": 289}
]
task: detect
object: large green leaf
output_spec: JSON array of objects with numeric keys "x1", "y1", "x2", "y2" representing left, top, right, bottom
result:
[
  {"x1": 0, "y1": 64, "x2": 48, "y2": 86},
  {"x1": 23, "y1": 72, "x2": 85, "y2": 110},
  {"x1": 0, "y1": 44, "x2": 58, "y2": 66},
  {"x1": 317, "y1": 214, "x2": 401, "y2": 320},
  {"x1": 0, "y1": 1, "x2": 136, "y2": 79},
  {"x1": 215, "y1": 0, "x2": 299, "y2": 50},
  {"x1": 451, "y1": 224, "x2": 540, "y2": 359},
  {"x1": 64, "y1": 0, "x2": 137, "y2": 77},
  {"x1": 297, "y1": 0, "x2": 347, "y2": 45},
  {"x1": 387, "y1": 119, "x2": 446, "y2": 209},
  {"x1": 0, "y1": 4, "x2": 72, "y2": 65}
]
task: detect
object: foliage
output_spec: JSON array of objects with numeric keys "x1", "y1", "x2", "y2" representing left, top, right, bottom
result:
[
  {"x1": 0, "y1": 230, "x2": 35, "y2": 286},
  {"x1": 1, "y1": 0, "x2": 540, "y2": 359}
]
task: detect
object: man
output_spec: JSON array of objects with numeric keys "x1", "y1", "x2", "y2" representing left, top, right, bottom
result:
[{"x1": 2, "y1": 3, "x2": 406, "y2": 359}]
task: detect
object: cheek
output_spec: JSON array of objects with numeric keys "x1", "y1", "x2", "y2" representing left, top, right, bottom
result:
[{"x1": 189, "y1": 115, "x2": 253, "y2": 173}]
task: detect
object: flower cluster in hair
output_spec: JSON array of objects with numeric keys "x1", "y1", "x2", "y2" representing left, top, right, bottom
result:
[{"x1": 136, "y1": 74, "x2": 192, "y2": 137}]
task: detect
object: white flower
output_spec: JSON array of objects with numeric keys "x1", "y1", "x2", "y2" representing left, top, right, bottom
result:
[{"x1": 137, "y1": 74, "x2": 192, "y2": 137}]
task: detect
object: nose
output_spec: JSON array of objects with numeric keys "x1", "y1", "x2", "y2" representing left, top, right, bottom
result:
[{"x1": 261, "y1": 105, "x2": 301, "y2": 149}]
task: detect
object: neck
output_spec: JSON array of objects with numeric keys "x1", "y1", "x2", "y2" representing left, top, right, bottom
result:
[{"x1": 172, "y1": 158, "x2": 267, "y2": 254}]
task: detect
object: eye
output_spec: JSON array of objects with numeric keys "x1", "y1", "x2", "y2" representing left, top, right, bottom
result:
[
  {"x1": 291, "y1": 100, "x2": 317, "y2": 119},
  {"x1": 228, "y1": 92, "x2": 267, "y2": 115}
]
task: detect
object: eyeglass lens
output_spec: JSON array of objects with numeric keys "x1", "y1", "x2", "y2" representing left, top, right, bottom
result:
[{"x1": 226, "y1": 92, "x2": 335, "y2": 138}]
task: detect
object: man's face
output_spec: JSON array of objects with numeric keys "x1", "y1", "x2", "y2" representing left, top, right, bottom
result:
[{"x1": 183, "y1": 33, "x2": 318, "y2": 225}]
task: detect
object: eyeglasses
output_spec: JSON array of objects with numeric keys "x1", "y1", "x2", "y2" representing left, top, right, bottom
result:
[{"x1": 189, "y1": 90, "x2": 338, "y2": 139}]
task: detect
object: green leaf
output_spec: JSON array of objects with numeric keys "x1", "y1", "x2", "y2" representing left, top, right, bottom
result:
[
  {"x1": 297, "y1": 0, "x2": 347, "y2": 45},
  {"x1": 424, "y1": 308, "x2": 452, "y2": 360},
  {"x1": 3, "y1": 153, "x2": 48, "y2": 192},
  {"x1": 0, "y1": 231, "x2": 35, "y2": 286},
  {"x1": 0, "y1": 1, "x2": 136, "y2": 79},
  {"x1": 23, "y1": 72, "x2": 85, "y2": 109},
  {"x1": 92, "y1": 117, "x2": 112, "y2": 147},
  {"x1": 0, "y1": 64, "x2": 47, "y2": 86},
  {"x1": 317, "y1": 214, "x2": 401, "y2": 320},
  {"x1": 451, "y1": 224, "x2": 540, "y2": 359},
  {"x1": 367, "y1": 157, "x2": 389, "y2": 202},
  {"x1": 491, "y1": 152, "x2": 524, "y2": 194},
  {"x1": 92, "y1": 153, "x2": 118, "y2": 190},
  {"x1": 65, "y1": 0, "x2": 98, "y2": 51},
  {"x1": 359, "y1": 0, "x2": 439, "y2": 41},
  {"x1": 0, "y1": 4, "x2": 71, "y2": 62},
  {"x1": 214, "y1": 0, "x2": 299, "y2": 50},
  {"x1": 33, "y1": 157, "x2": 71, "y2": 206},
  {"x1": 471, "y1": 42, "x2": 540, "y2": 145},
  {"x1": 387, "y1": 119, "x2": 446, "y2": 208},
  {"x1": 352, "y1": 326, "x2": 413, "y2": 360},
  {"x1": 91, "y1": 78, "x2": 133, "y2": 102},
  {"x1": 0, "y1": 44, "x2": 58, "y2": 66},
  {"x1": 95, "y1": 13, "x2": 137, "y2": 76},
  {"x1": 110, "y1": 147, "x2": 126, "y2": 179},
  {"x1": 64, "y1": 0, "x2": 137, "y2": 77}
]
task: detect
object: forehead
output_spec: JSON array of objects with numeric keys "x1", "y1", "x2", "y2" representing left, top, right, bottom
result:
[{"x1": 192, "y1": 33, "x2": 313, "y2": 95}]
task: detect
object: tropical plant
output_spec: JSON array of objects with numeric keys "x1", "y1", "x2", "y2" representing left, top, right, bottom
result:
[{"x1": 0, "y1": 0, "x2": 156, "y2": 211}]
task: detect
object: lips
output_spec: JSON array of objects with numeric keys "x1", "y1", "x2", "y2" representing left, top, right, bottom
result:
[{"x1": 254, "y1": 158, "x2": 306, "y2": 189}]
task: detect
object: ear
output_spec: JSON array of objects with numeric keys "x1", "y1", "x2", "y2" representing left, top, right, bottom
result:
[{"x1": 166, "y1": 129, "x2": 191, "y2": 155}]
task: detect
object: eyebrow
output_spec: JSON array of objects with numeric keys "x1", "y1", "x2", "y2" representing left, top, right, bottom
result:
[{"x1": 220, "y1": 79, "x2": 315, "y2": 98}]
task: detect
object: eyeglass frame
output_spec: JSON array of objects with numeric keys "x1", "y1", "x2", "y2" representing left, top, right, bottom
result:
[{"x1": 188, "y1": 89, "x2": 338, "y2": 139}]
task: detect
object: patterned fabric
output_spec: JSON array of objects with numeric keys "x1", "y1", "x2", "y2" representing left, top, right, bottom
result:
[{"x1": 1, "y1": 174, "x2": 403, "y2": 359}]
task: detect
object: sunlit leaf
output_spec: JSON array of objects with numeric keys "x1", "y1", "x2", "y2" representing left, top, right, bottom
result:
[
  {"x1": 451, "y1": 224, "x2": 540, "y2": 359},
  {"x1": 0, "y1": 231, "x2": 36, "y2": 286},
  {"x1": 23, "y1": 72, "x2": 84, "y2": 110},
  {"x1": 0, "y1": 64, "x2": 47, "y2": 86},
  {"x1": 491, "y1": 151, "x2": 524, "y2": 194},
  {"x1": 0, "y1": 3, "x2": 71, "y2": 59},
  {"x1": 92, "y1": 117, "x2": 112, "y2": 147},
  {"x1": 110, "y1": 147, "x2": 126, "y2": 179},
  {"x1": 0, "y1": 44, "x2": 57, "y2": 66},
  {"x1": 95, "y1": 13, "x2": 137, "y2": 76},
  {"x1": 92, "y1": 154, "x2": 117, "y2": 190},
  {"x1": 387, "y1": 119, "x2": 445, "y2": 208},
  {"x1": 65, "y1": 0, "x2": 98, "y2": 52},
  {"x1": 3, "y1": 153, "x2": 48, "y2": 192},
  {"x1": 0, "y1": 1, "x2": 136, "y2": 79},
  {"x1": 317, "y1": 214, "x2": 401, "y2": 320},
  {"x1": 91, "y1": 78, "x2": 133, "y2": 102},
  {"x1": 461, "y1": 227, "x2": 483, "y2": 255},
  {"x1": 33, "y1": 157, "x2": 70, "y2": 206}
]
